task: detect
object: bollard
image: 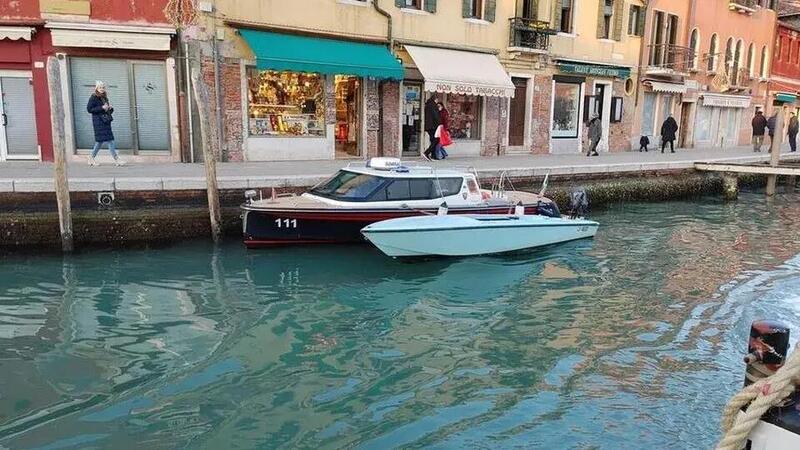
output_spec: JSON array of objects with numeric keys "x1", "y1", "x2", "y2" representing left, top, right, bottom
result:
[
  {"x1": 722, "y1": 174, "x2": 739, "y2": 201},
  {"x1": 743, "y1": 319, "x2": 790, "y2": 387}
]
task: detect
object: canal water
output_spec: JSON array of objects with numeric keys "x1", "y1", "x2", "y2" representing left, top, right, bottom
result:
[{"x1": 2, "y1": 192, "x2": 800, "y2": 450}]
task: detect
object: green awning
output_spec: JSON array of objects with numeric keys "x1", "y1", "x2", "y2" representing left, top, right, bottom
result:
[
  {"x1": 238, "y1": 29, "x2": 404, "y2": 80},
  {"x1": 776, "y1": 93, "x2": 797, "y2": 103}
]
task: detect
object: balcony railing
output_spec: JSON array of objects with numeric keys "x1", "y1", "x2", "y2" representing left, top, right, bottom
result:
[
  {"x1": 729, "y1": 0, "x2": 757, "y2": 14},
  {"x1": 729, "y1": 67, "x2": 754, "y2": 88},
  {"x1": 508, "y1": 17, "x2": 557, "y2": 52},
  {"x1": 646, "y1": 44, "x2": 694, "y2": 75}
]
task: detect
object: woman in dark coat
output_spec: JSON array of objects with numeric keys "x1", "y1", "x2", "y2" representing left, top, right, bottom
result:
[
  {"x1": 660, "y1": 113, "x2": 679, "y2": 154},
  {"x1": 87, "y1": 81, "x2": 124, "y2": 166}
]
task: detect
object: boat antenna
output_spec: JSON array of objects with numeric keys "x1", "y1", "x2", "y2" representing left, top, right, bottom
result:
[{"x1": 539, "y1": 172, "x2": 550, "y2": 197}]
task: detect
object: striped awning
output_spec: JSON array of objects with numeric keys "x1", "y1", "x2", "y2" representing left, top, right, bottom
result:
[
  {"x1": 0, "y1": 26, "x2": 33, "y2": 41},
  {"x1": 647, "y1": 81, "x2": 687, "y2": 94}
]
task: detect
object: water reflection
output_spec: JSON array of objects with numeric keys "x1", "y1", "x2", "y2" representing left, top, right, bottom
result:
[{"x1": 1, "y1": 193, "x2": 800, "y2": 449}]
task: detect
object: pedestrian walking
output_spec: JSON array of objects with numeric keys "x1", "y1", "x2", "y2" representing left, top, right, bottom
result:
[
  {"x1": 767, "y1": 112, "x2": 778, "y2": 151},
  {"x1": 788, "y1": 112, "x2": 799, "y2": 153},
  {"x1": 433, "y1": 102, "x2": 450, "y2": 160},
  {"x1": 586, "y1": 114, "x2": 601, "y2": 157},
  {"x1": 660, "y1": 114, "x2": 678, "y2": 154},
  {"x1": 87, "y1": 81, "x2": 124, "y2": 166},
  {"x1": 751, "y1": 110, "x2": 767, "y2": 152},
  {"x1": 422, "y1": 95, "x2": 441, "y2": 161},
  {"x1": 639, "y1": 135, "x2": 650, "y2": 152}
]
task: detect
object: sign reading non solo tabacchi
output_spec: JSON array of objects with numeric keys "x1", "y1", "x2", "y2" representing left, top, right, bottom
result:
[{"x1": 426, "y1": 82, "x2": 513, "y2": 98}]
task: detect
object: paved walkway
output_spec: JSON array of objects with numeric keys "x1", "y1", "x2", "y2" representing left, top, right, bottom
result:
[{"x1": 1, "y1": 146, "x2": 797, "y2": 192}]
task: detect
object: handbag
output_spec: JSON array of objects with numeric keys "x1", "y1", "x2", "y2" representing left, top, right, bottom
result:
[
  {"x1": 100, "y1": 112, "x2": 114, "y2": 124},
  {"x1": 434, "y1": 124, "x2": 443, "y2": 139},
  {"x1": 439, "y1": 128, "x2": 453, "y2": 147}
]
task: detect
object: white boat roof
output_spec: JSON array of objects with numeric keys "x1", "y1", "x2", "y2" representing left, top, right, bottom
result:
[{"x1": 343, "y1": 164, "x2": 472, "y2": 179}]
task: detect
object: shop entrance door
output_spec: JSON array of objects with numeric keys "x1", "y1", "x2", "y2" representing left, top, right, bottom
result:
[
  {"x1": 335, "y1": 75, "x2": 362, "y2": 158},
  {"x1": 133, "y1": 62, "x2": 170, "y2": 152},
  {"x1": 0, "y1": 75, "x2": 39, "y2": 160},
  {"x1": 70, "y1": 57, "x2": 170, "y2": 155},
  {"x1": 593, "y1": 82, "x2": 611, "y2": 152},
  {"x1": 508, "y1": 77, "x2": 528, "y2": 150},
  {"x1": 402, "y1": 82, "x2": 423, "y2": 157}
]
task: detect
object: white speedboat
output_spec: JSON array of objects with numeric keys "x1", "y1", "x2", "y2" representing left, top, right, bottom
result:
[{"x1": 361, "y1": 214, "x2": 599, "y2": 257}]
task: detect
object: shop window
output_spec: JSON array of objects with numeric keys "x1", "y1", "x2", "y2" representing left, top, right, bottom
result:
[
  {"x1": 442, "y1": 94, "x2": 482, "y2": 140},
  {"x1": 335, "y1": 75, "x2": 361, "y2": 157},
  {"x1": 246, "y1": 69, "x2": 325, "y2": 137},
  {"x1": 552, "y1": 81, "x2": 581, "y2": 139}
]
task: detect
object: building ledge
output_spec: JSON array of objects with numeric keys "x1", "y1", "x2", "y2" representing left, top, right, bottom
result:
[{"x1": 507, "y1": 46, "x2": 548, "y2": 55}]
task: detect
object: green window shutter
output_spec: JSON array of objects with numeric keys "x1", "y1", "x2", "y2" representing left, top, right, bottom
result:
[
  {"x1": 552, "y1": 0, "x2": 562, "y2": 31},
  {"x1": 424, "y1": 0, "x2": 437, "y2": 13},
  {"x1": 628, "y1": 5, "x2": 635, "y2": 35},
  {"x1": 596, "y1": 0, "x2": 605, "y2": 39},
  {"x1": 396, "y1": 0, "x2": 405, "y2": 8},
  {"x1": 637, "y1": 5, "x2": 646, "y2": 36},
  {"x1": 613, "y1": 0, "x2": 624, "y2": 41},
  {"x1": 463, "y1": 0, "x2": 471, "y2": 17},
  {"x1": 485, "y1": 0, "x2": 497, "y2": 22}
]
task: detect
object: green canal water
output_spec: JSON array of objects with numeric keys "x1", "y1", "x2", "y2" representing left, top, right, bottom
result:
[{"x1": 3, "y1": 192, "x2": 800, "y2": 449}]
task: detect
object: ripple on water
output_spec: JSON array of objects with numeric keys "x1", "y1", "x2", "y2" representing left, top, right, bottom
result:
[{"x1": 2, "y1": 194, "x2": 800, "y2": 449}]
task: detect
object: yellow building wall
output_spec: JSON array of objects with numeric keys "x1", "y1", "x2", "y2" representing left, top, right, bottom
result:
[{"x1": 549, "y1": 0, "x2": 644, "y2": 68}]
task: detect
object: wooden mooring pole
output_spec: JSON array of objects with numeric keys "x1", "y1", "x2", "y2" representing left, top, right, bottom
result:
[
  {"x1": 190, "y1": 67, "x2": 222, "y2": 242},
  {"x1": 767, "y1": 105, "x2": 786, "y2": 196},
  {"x1": 722, "y1": 174, "x2": 739, "y2": 201},
  {"x1": 47, "y1": 56, "x2": 74, "y2": 252}
]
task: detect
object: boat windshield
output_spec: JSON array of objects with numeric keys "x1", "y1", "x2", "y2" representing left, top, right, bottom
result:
[{"x1": 310, "y1": 170, "x2": 385, "y2": 201}]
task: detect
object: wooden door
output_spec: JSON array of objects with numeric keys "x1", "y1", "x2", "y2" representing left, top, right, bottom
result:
[{"x1": 508, "y1": 78, "x2": 527, "y2": 147}]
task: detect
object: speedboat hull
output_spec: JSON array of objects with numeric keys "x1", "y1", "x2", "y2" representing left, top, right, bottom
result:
[
  {"x1": 242, "y1": 204, "x2": 546, "y2": 247},
  {"x1": 361, "y1": 215, "x2": 599, "y2": 257}
]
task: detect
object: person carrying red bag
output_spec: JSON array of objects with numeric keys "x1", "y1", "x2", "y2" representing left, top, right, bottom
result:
[{"x1": 434, "y1": 102, "x2": 452, "y2": 159}]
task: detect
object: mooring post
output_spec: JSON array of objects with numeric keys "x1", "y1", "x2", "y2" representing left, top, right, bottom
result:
[
  {"x1": 190, "y1": 67, "x2": 222, "y2": 242},
  {"x1": 47, "y1": 56, "x2": 74, "y2": 252},
  {"x1": 722, "y1": 174, "x2": 739, "y2": 201},
  {"x1": 787, "y1": 175, "x2": 797, "y2": 190},
  {"x1": 766, "y1": 105, "x2": 786, "y2": 196}
]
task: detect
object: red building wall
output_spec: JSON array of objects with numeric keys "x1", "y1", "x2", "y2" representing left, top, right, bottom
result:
[
  {"x1": 0, "y1": 0, "x2": 41, "y2": 23},
  {"x1": 0, "y1": 0, "x2": 173, "y2": 161},
  {"x1": 772, "y1": 23, "x2": 800, "y2": 87}
]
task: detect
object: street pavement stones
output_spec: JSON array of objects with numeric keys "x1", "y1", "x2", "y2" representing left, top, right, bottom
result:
[{"x1": 1, "y1": 145, "x2": 799, "y2": 193}]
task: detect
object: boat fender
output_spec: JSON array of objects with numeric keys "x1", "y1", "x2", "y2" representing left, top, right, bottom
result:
[
  {"x1": 744, "y1": 320, "x2": 791, "y2": 386},
  {"x1": 514, "y1": 202, "x2": 525, "y2": 216},
  {"x1": 438, "y1": 202, "x2": 449, "y2": 216},
  {"x1": 481, "y1": 191, "x2": 491, "y2": 200}
]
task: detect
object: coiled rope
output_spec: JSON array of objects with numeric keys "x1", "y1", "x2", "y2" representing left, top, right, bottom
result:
[{"x1": 716, "y1": 348, "x2": 800, "y2": 450}]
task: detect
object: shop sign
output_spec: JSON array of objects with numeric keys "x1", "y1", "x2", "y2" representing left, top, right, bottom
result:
[
  {"x1": 426, "y1": 81, "x2": 513, "y2": 98},
  {"x1": 50, "y1": 29, "x2": 172, "y2": 51},
  {"x1": 558, "y1": 63, "x2": 630, "y2": 79},
  {"x1": 701, "y1": 94, "x2": 751, "y2": 108},
  {"x1": 40, "y1": 0, "x2": 90, "y2": 15}
]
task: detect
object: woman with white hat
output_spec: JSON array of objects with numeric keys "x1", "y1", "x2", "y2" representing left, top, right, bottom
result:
[{"x1": 86, "y1": 80, "x2": 124, "y2": 166}]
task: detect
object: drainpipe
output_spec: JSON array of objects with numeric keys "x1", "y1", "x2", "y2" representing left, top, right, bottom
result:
[{"x1": 372, "y1": 0, "x2": 393, "y2": 52}]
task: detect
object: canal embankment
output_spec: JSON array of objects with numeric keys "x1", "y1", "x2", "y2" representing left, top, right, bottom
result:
[{"x1": 1, "y1": 147, "x2": 797, "y2": 249}]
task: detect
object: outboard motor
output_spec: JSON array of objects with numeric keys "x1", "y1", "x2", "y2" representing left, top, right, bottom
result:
[
  {"x1": 568, "y1": 189, "x2": 589, "y2": 219},
  {"x1": 536, "y1": 200, "x2": 560, "y2": 218}
]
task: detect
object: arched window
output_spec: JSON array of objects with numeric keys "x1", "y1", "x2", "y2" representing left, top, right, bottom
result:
[
  {"x1": 689, "y1": 28, "x2": 700, "y2": 70},
  {"x1": 725, "y1": 37, "x2": 734, "y2": 76},
  {"x1": 760, "y1": 45, "x2": 769, "y2": 78},
  {"x1": 733, "y1": 39, "x2": 743, "y2": 83},
  {"x1": 777, "y1": 36, "x2": 783, "y2": 61},
  {"x1": 708, "y1": 33, "x2": 719, "y2": 72},
  {"x1": 747, "y1": 43, "x2": 755, "y2": 77}
]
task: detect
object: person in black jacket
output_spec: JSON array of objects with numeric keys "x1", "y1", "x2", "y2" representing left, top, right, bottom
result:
[
  {"x1": 767, "y1": 112, "x2": 778, "y2": 152},
  {"x1": 660, "y1": 114, "x2": 678, "y2": 153},
  {"x1": 422, "y1": 95, "x2": 441, "y2": 161},
  {"x1": 789, "y1": 112, "x2": 799, "y2": 152},
  {"x1": 87, "y1": 81, "x2": 124, "y2": 166},
  {"x1": 752, "y1": 110, "x2": 767, "y2": 152}
]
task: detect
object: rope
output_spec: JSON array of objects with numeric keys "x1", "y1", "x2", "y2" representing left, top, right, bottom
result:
[{"x1": 716, "y1": 348, "x2": 800, "y2": 450}]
